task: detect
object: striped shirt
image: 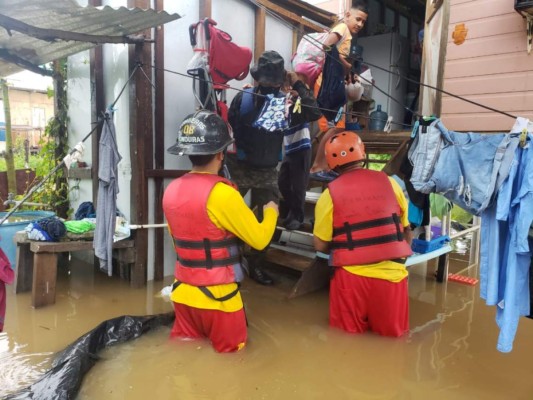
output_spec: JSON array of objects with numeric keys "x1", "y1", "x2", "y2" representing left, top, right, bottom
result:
[{"x1": 283, "y1": 122, "x2": 311, "y2": 155}]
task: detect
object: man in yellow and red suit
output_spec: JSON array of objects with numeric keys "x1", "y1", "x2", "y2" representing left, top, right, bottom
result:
[
  {"x1": 313, "y1": 131, "x2": 413, "y2": 337},
  {"x1": 163, "y1": 110, "x2": 278, "y2": 352}
]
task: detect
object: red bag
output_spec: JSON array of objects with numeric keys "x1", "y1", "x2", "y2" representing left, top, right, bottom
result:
[
  {"x1": 208, "y1": 22, "x2": 252, "y2": 86},
  {"x1": 190, "y1": 19, "x2": 252, "y2": 87}
]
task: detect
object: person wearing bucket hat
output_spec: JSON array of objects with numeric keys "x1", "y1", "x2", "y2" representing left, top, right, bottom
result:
[
  {"x1": 227, "y1": 50, "x2": 321, "y2": 285},
  {"x1": 163, "y1": 110, "x2": 279, "y2": 352},
  {"x1": 313, "y1": 131, "x2": 413, "y2": 338}
]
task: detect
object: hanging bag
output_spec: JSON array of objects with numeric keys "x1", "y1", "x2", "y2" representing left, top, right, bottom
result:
[{"x1": 291, "y1": 31, "x2": 330, "y2": 87}]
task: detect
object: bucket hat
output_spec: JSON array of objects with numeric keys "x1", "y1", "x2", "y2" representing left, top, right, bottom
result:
[{"x1": 250, "y1": 50, "x2": 285, "y2": 86}]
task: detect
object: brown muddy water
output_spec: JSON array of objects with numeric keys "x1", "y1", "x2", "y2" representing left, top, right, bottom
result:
[{"x1": 1, "y1": 250, "x2": 533, "y2": 399}]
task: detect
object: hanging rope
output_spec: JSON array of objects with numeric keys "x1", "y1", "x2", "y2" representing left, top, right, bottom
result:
[
  {"x1": 0, "y1": 64, "x2": 141, "y2": 226},
  {"x1": 249, "y1": 0, "x2": 519, "y2": 121}
]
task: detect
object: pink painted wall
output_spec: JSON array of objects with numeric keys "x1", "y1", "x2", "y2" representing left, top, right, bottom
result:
[{"x1": 441, "y1": 0, "x2": 533, "y2": 132}]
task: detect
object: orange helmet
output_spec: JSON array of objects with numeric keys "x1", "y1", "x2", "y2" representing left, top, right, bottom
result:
[{"x1": 325, "y1": 131, "x2": 366, "y2": 170}]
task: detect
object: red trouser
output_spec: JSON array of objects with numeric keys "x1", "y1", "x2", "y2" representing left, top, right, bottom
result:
[
  {"x1": 329, "y1": 268, "x2": 409, "y2": 337},
  {"x1": 170, "y1": 302, "x2": 247, "y2": 353}
]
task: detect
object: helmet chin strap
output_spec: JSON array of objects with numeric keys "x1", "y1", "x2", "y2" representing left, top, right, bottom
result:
[{"x1": 218, "y1": 148, "x2": 232, "y2": 179}]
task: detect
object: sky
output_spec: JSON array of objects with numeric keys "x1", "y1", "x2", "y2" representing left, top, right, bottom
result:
[{"x1": 6, "y1": 70, "x2": 53, "y2": 91}]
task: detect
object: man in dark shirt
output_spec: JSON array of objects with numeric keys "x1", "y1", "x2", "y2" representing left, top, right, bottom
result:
[{"x1": 227, "y1": 50, "x2": 321, "y2": 285}]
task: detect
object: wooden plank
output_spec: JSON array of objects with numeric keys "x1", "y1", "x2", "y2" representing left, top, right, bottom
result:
[
  {"x1": 449, "y1": 0, "x2": 516, "y2": 24},
  {"x1": 254, "y1": 6, "x2": 266, "y2": 61},
  {"x1": 444, "y1": 51, "x2": 533, "y2": 79},
  {"x1": 265, "y1": 247, "x2": 311, "y2": 272},
  {"x1": 443, "y1": 71, "x2": 533, "y2": 96},
  {"x1": 441, "y1": 91, "x2": 533, "y2": 114},
  {"x1": 32, "y1": 253, "x2": 58, "y2": 308},
  {"x1": 14, "y1": 242, "x2": 33, "y2": 293},
  {"x1": 30, "y1": 239, "x2": 134, "y2": 253},
  {"x1": 288, "y1": 257, "x2": 330, "y2": 299},
  {"x1": 153, "y1": 0, "x2": 165, "y2": 282},
  {"x1": 145, "y1": 169, "x2": 188, "y2": 178},
  {"x1": 128, "y1": 0, "x2": 152, "y2": 288},
  {"x1": 89, "y1": 0, "x2": 104, "y2": 208},
  {"x1": 199, "y1": 0, "x2": 212, "y2": 19},
  {"x1": 440, "y1": 112, "x2": 533, "y2": 132},
  {"x1": 255, "y1": 0, "x2": 325, "y2": 32},
  {"x1": 446, "y1": 31, "x2": 527, "y2": 61},
  {"x1": 446, "y1": 13, "x2": 524, "y2": 43}
]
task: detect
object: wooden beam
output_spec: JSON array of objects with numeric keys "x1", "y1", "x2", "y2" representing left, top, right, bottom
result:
[
  {"x1": 128, "y1": 0, "x2": 152, "y2": 288},
  {"x1": 199, "y1": 0, "x2": 212, "y2": 19},
  {"x1": 145, "y1": 169, "x2": 188, "y2": 178},
  {"x1": 89, "y1": 0, "x2": 104, "y2": 211},
  {"x1": 0, "y1": 14, "x2": 150, "y2": 44},
  {"x1": 255, "y1": 0, "x2": 325, "y2": 32},
  {"x1": 255, "y1": 6, "x2": 266, "y2": 61},
  {"x1": 0, "y1": 49, "x2": 53, "y2": 76},
  {"x1": 433, "y1": 1, "x2": 450, "y2": 116},
  {"x1": 153, "y1": 0, "x2": 165, "y2": 281}
]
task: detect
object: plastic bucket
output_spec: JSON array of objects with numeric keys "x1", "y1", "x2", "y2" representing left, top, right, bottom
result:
[{"x1": 0, "y1": 211, "x2": 55, "y2": 268}]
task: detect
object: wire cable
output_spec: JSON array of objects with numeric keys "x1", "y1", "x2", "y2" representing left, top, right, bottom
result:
[{"x1": 0, "y1": 64, "x2": 141, "y2": 226}]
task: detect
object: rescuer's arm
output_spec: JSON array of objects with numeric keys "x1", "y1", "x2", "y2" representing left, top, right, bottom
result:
[
  {"x1": 207, "y1": 183, "x2": 278, "y2": 250},
  {"x1": 313, "y1": 189, "x2": 333, "y2": 253}
]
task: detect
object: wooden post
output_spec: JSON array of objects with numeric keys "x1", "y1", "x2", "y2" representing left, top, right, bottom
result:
[
  {"x1": 32, "y1": 253, "x2": 58, "y2": 308},
  {"x1": 255, "y1": 6, "x2": 266, "y2": 60},
  {"x1": 199, "y1": 0, "x2": 212, "y2": 19},
  {"x1": 153, "y1": 0, "x2": 165, "y2": 281},
  {"x1": 128, "y1": 0, "x2": 152, "y2": 288},
  {"x1": 14, "y1": 242, "x2": 33, "y2": 293},
  {"x1": 89, "y1": 0, "x2": 104, "y2": 209}
]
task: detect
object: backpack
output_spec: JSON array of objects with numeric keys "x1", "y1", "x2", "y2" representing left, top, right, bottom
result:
[
  {"x1": 291, "y1": 31, "x2": 329, "y2": 88},
  {"x1": 188, "y1": 19, "x2": 253, "y2": 88}
]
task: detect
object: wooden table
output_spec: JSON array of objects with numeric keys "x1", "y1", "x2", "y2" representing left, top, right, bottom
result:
[{"x1": 14, "y1": 232, "x2": 137, "y2": 308}]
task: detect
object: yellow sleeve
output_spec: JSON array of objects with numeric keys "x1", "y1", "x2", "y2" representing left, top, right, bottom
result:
[
  {"x1": 206, "y1": 182, "x2": 278, "y2": 250},
  {"x1": 313, "y1": 189, "x2": 333, "y2": 242},
  {"x1": 388, "y1": 177, "x2": 409, "y2": 227},
  {"x1": 330, "y1": 23, "x2": 351, "y2": 57}
]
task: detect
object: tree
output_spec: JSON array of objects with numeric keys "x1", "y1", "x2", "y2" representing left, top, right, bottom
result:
[{"x1": 1, "y1": 78, "x2": 17, "y2": 195}]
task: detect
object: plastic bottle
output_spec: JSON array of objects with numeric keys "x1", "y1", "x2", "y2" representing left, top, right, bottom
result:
[{"x1": 369, "y1": 105, "x2": 388, "y2": 131}]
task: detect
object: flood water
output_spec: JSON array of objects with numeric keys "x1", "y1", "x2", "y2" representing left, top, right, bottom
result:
[{"x1": 1, "y1": 251, "x2": 533, "y2": 399}]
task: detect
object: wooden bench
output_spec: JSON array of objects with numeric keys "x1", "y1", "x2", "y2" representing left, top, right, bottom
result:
[{"x1": 14, "y1": 232, "x2": 136, "y2": 308}]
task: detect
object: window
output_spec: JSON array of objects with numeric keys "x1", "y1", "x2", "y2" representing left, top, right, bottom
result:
[
  {"x1": 32, "y1": 107, "x2": 45, "y2": 128},
  {"x1": 399, "y1": 15, "x2": 408, "y2": 37},
  {"x1": 385, "y1": 7, "x2": 395, "y2": 29}
]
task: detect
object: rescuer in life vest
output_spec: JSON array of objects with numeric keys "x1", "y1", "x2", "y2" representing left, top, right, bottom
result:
[
  {"x1": 162, "y1": 110, "x2": 279, "y2": 352},
  {"x1": 313, "y1": 131, "x2": 413, "y2": 337}
]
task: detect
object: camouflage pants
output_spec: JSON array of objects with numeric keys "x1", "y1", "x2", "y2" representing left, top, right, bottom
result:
[{"x1": 226, "y1": 154, "x2": 280, "y2": 220}]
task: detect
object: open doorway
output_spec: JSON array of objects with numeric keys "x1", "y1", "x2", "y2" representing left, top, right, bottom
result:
[{"x1": 353, "y1": 0, "x2": 427, "y2": 129}]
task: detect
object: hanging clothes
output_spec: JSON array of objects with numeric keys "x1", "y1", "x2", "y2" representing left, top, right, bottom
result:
[
  {"x1": 0, "y1": 247, "x2": 14, "y2": 332},
  {"x1": 408, "y1": 119, "x2": 518, "y2": 215},
  {"x1": 94, "y1": 114, "x2": 122, "y2": 276},
  {"x1": 480, "y1": 132, "x2": 533, "y2": 352}
]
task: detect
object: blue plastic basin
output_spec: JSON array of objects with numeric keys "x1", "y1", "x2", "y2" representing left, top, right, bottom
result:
[{"x1": 0, "y1": 211, "x2": 55, "y2": 268}]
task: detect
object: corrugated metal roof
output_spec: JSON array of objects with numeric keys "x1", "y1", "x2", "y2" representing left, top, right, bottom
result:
[{"x1": 0, "y1": 0, "x2": 180, "y2": 77}]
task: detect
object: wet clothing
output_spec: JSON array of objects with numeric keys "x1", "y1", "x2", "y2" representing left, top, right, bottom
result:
[
  {"x1": 314, "y1": 176, "x2": 409, "y2": 282},
  {"x1": 329, "y1": 268, "x2": 408, "y2": 337},
  {"x1": 164, "y1": 174, "x2": 244, "y2": 286},
  {"x1": 94, "y1": 115, "x2": 122, "y2": 276},
  {"x1": 328, "y1": 169, "x2": 412, "y2": 266},
  {"x1": 162, "y1": 171, "x2": 277, "y2": 352},
  {"x1": 0, "y1": 247, "x2": 14, "y2": 332},
  {"x1": 480, "y1": 134, "x2": 533, "y2": 352},
  {"x1": 278, "y1": 147, "x2": 312, "y2": 224},
  {"x1": 408, "y1": 119, "x2": 518, "y2": 215},
  {"x1": 278, "y1": 122, "x2": 312, "y2": 223},
  {"x1": 171, "y1": 302, "x2": 246, "y2": 353},
  {"x1": 314, "y1": 172, "x2": 410, "y2": 337}
]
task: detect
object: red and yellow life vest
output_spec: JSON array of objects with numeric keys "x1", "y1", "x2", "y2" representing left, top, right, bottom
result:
[
  {"x1": 328, "y1": 169, "x2": 412, "y2": 266},
  {"x1": 162, "y1": 173, "x2": 243, "y2": 286}
]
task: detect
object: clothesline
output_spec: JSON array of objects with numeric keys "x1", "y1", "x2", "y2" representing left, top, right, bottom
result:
[
  {"x1": 0, "y1": 64, "x2": 141, "y2": 226},
  {"x1": 250, "y1": 0, "x2": 519, "y2": 121}
]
